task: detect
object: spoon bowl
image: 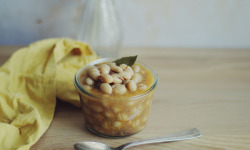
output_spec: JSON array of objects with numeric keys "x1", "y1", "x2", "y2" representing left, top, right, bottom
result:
[
  {"x1": 74, "y1": 141, "x2": 112, "y2": 150},
  {"x1": 74, "y1": 128, "x2": 202, "y2": 150}
]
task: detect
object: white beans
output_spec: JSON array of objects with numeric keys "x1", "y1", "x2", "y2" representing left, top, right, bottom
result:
[
  {"x1": 99, "y1": 74, "x2": 113, "y2": 83},
  {"x1": 82, "y1": 62, "x2": 150, "y2": 96},
  {"x1": 105, "y1": 112, "x2": 113, "y2": 118},
  {"x1": 99, "y1": 64, "x2": 110, "y2": 74},
  {"x1": 119, "y1": 71, "x2": 132, "y2": 80},
  {"x1": 120, "y1": 64, "x2": 127, "y2": 70},
  {"x1": 124, "y1": 66, "x2": 134, "y2": 76},
  {"x1": 100, "y1": 83, "x2": 112, "y2": 94},
  {"x1": 118, "y1": 113, "x2": 129, "y2": 121},
  {"x1": 132, "y1": 120, "x2": 140, "y2": 128},
  {"x1": 85, "y1": 77, "x2": 94, "y2": 85},
  {"x1": 91, "y1": 105, "x2": 103, "y2": 113},
  {"x1": 88, "y1": 67, "x2": 100, "y2": 81},
  {"x1": 131, "y1": 73, "x2": 142, "y2": 83},
  {"x1": 127, "y1": 80, "x2": 137, "y2": 92},
  {"x1": 82, "y1": 85, "x2": 92, "y2": 90},
  {"x1": 85, "y1": 65, "x2": 96, "y2": 72},
  {"x1": 89, "y1": 71, "x2": 100, "y2": 81},
  {"x1": 79, "y1": 62, "x2": 155, "y2": 137},
  {"x1": 107, "y1": 62, "x2": 116, "y2": 67},
  {"x1": 132, "y1": 65, "x2": 140, "y2": 73},
  {"x1": 88, "y1": 66, "x2": 99, "y2": 73},
  {"x1": 112, "y1": 84, "x2": 127, "y2": 95},
  {"x1": 111, "y1": 66, "x2": 123, "y2": 73},
  {"x1": 112, "y1": 74, "x2": 123, "y2": 84},
  {"x1": 138, "y1": 83, "x2": 147, "y2": 90},
  {"x1": 113, "y1": 121, "x2": 121, "y2": 128},
  {"x1": 112, "y1": 106, "x2": 121, "y2": 113}
]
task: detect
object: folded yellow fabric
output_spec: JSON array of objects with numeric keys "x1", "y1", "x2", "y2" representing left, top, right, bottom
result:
[{"x1": 0, "y1": 38, "x2": 98, "y2": 150}]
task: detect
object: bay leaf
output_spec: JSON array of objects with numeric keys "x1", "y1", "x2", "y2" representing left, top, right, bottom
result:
[{"x1": 114, "y1": 55, "x2": 137, "y2": 66}]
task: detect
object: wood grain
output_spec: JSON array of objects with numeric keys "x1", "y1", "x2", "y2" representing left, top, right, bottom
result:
[{"x1": 1, "y1": 47, "x2": 250, "y2": 150}]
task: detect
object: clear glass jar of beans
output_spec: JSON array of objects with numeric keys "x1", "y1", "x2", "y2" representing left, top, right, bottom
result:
[{"x1": 74, "y1": 58, "x2": 158, "y2": 137}]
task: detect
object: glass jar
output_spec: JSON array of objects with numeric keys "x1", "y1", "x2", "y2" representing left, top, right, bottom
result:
[
  {"x1": 77, "y1": 0, "x2": 123, "y2": 58},
  {"x1": 74, "y1": 58, "x2": 158, "y2": 137}
]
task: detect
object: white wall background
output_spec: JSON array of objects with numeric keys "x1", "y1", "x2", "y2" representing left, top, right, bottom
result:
[{"x1": 0, "y1": 0, "x2": 250, "y2": 48}]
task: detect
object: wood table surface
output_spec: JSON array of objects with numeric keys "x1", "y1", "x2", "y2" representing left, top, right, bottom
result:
[{"x1": 1, "y1": 46, "x2": 250, "y2": 150}]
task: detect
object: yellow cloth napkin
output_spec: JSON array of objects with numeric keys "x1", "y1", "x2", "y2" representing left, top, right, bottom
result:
[{"x1": 0, "y1": 38, "x2": 98, "y2": 150}]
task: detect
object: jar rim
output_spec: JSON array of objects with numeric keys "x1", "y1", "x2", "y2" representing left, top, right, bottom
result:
[{"x1": 74, "y1": 58, "x2": 158, "y2": 100}]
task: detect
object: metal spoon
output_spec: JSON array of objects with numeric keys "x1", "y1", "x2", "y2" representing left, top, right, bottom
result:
[{"x1": 74, "y1": 128, "x2": 202, "y2": 150}]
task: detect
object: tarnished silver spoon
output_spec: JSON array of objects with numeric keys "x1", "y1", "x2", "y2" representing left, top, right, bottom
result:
[{"x1": 74, "y1": 128, "x2": 202, "y2": 150}]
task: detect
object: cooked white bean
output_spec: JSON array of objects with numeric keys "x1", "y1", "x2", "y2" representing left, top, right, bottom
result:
[
  {"x1": 140, "y1": 69, "x2": 146, "y2": 74},
  {"x1": 100, "y1": 83, "x2": 112, "y2": 94},
  {"x1": 107, "y1": 62, "x2": 116, "y2": 67},
  {"x1": 89, "y1": 71, "x2": 100, "y2": 80},
  {"x1": 112, "y1": 74, "x2": 123, "y2": 84},
  {"x1": 120, "y1": 64, "x2": 127, "y2": 70},
  {"x1": 112, "y1": 106, "x2": 121, "y2": 113},
  {"x1": 99, "y1": 74, "x2": 113, "y2": 83},
  {"x1": 127, "y1": 80, "x2": 137, "y2": 92},
  {"x1": 105, "y1": 112, "x2": 113, "y2": 118},
  {"x1": 99, "y1": 64, "x2": 110, "y2": 74},
  {"x1": 124, "y1": 66, "x2": 134, "y2": 76},
  {"x1": 85, "y1": 77, "x2": 94, "y2": 85},
  {"x1": 132, "y1": 120, "x2": 140, "y2": 128},
  {"x1": 118, "y1": 113, "x2": 129, "y2": 121},
  {"x1": 113, "y1": 121, "x2": 121, "y2": 128},
  {"x1": 88, "y1": 66, "x2": 99, "y2": 74},
  {"x1": 132, "y1": 65, "x2": 140, "y2": 73},
  {"x1": 85, "y1": 65, "x2": 96, "y2": 71},
  {"x1": 83, "y1": 61, "x2": 148, "y2": 101},
  {"x1": 119, "y1": 71, "x2": 132, "y2": 80},
  {"x1": 112, "y1": 84, "x2": 127, "y2": 95},
  {"x1": 138, "y1": 83, "x2": 147, "y2": 90},
  {"x1": 131, "y1": 73, "x2": 142, "y2": 83},
  {"x1": 111, "y1": 66, "x2": 123, "y2": 73},
  {"x1": 82, "y1": 85, "x2": 92, "y2": 91},
  {"x1": 102, "y1": 101, "x2": 109, "y2": 107},
  {"x1": 91, "y1": 105, "x2": 103, "y2": 113},
  {"x1": 111, "y1": 84, "x2": 120, "y2": 88}
]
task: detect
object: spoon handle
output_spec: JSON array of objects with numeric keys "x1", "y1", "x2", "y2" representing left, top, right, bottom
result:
[{"x1": 118, "y1": 128, "x2": 202, "y2": 150}]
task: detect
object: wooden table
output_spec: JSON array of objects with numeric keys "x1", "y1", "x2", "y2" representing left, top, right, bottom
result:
[{"x1": 1, "y1": 46, "x2": 250, "y2": 150}]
